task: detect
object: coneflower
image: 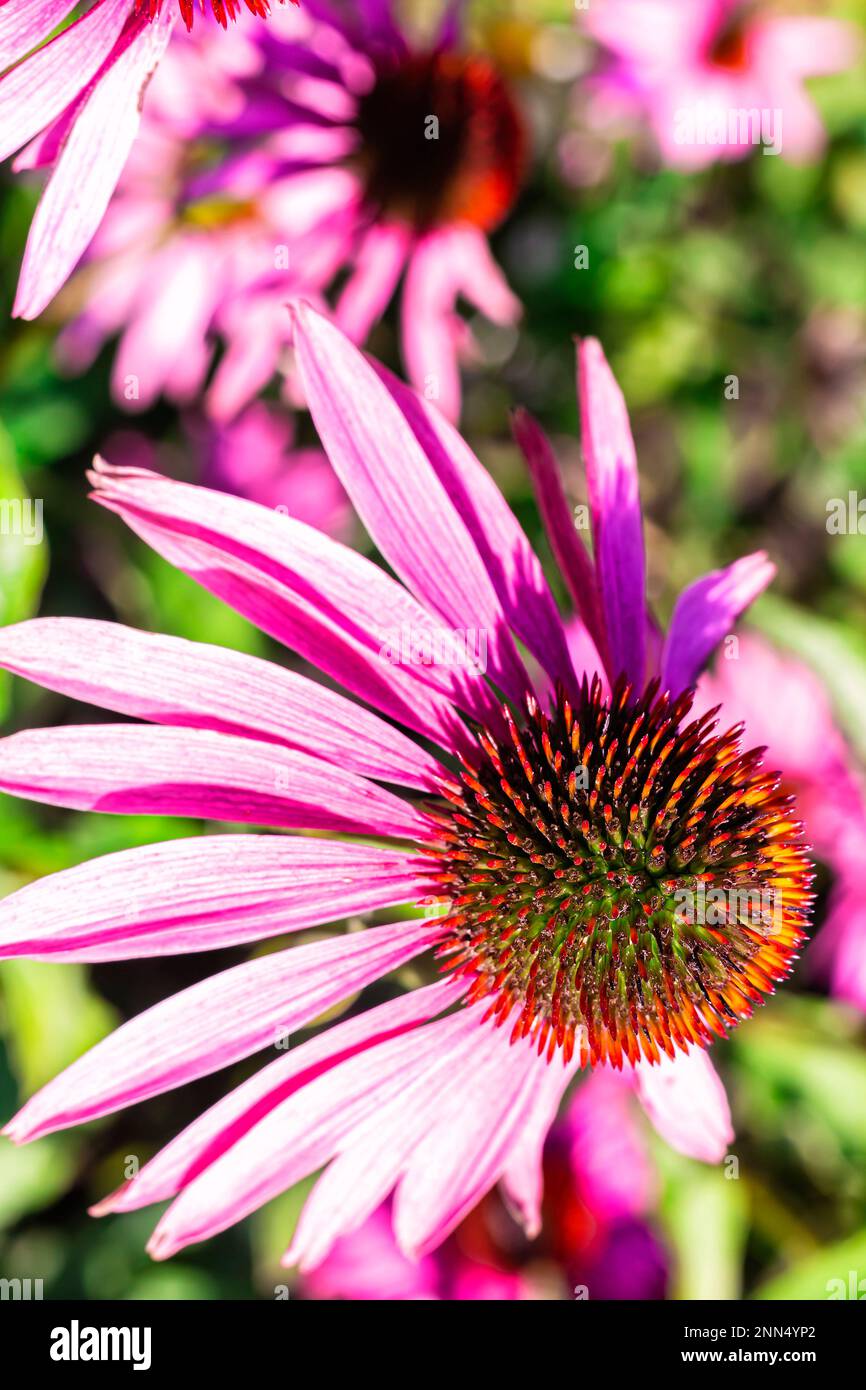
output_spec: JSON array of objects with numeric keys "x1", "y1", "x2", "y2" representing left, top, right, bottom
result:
[
  {"x1": 0, "y1": 309, "x2": 811, "y2": 1268},
  {"x1": 52, "y1": 2, "x2": 525, "y2": 422}
]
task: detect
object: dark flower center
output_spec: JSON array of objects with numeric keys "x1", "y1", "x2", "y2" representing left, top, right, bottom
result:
[
  {"x1": 431, "y1": 677, "x2": 813, "y2": 1068},
  {"x1": 708, "y1": 13, "x2": 752, "y2": 71},
  {"x1": 354, "y1": 51, "x2": 525, "y2": 233}
]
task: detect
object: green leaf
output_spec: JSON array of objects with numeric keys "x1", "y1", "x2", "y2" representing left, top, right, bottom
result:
[{"x1": 754, "y1": 1229, "x2": 866, "y2": 1301}]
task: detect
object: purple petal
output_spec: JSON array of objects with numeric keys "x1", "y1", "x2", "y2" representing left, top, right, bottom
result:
[
  {"x1": 512, "y1": 407, "x2": 608, "y2": 678},
  {"x1": 577, "y1": 338, "x2": 647, "y2": 689},
  {"x1": 661, "y1": 552, "x2": 776, "y2": 694},
  {"x1": 293, "y1": 303, "x2": 531, "y2": 708}
]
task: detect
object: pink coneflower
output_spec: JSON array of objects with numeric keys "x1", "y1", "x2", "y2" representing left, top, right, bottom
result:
[
  {"x1": 695, "y1": 635, "x2": 866, "y2": 1014},
  {"x1": 20, "y1": 2, "x2": 525, "y2": 422},
  {"x1": 0, "y1": 0, "x2": 293, "y2": 324},
  {"x1": 582, "y1": 0, "x2": 859, "y2": 169},
  {"x1": 0, "y1": 310, "x2": 811, "y2": 1267}
]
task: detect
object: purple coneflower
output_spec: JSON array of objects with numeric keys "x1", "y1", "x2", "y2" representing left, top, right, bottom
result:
[
  {"x1": 582, "y1": 0, "x2": 859, "y2": 169},
  {"x1": 0, "y1": 308, "x2": 811, "y2": 1267},
  {"x1": 10, "y1": 1, "x2": 524, "y2": 423}
]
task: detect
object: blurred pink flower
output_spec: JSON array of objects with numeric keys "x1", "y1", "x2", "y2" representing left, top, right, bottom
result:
[
  {"x1": 0, "y1": 311, "x2": 804, "y2": 1269},
  {"x1": 695, "y1": 634, "x2": 866, "y2": 1013},
  {"x1": 0, "y1": 1, "x2": 294, "y2": 322},
  {"x1": 37, "y1": 1, "x2": 525, "y2": 422},
  {"x1": 582, "y1": 0, "x2": 859, "y2": 168},
  {"x1": 196, "y1": 403, "x2": 353, "y2": 540}
]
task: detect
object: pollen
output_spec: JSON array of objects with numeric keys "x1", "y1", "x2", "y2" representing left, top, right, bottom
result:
[{"x1": 431, "y1": 676, "x2": 813, "y2": 1069}]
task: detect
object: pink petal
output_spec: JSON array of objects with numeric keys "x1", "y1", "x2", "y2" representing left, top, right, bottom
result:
[
  {"x1": 4, "y1": 917, "x2": 444, "y2": 1143},
  {"x1": 400, "y1": 226, "x2": 520, "y2": 423},
  {"x1": 661, "y1": 552, "x2": 775, "y2": 695},
  {"x1": 393, "y1": 1022, "x2": 547, "y2": 1259},
  {"x1": 372, "y1": 363, "x2": 577, "y2": 693},
  {"x1": 292, "y1": 303, "x2": 531, "y2": 709},
  {"x1": 88, "y1": 458, "x2": 472, "y2": 752},
  {"x1": 577, "y1": 338, "x2": 647, "y2": 689},
  {"x1": 632, "y1": 1048, "x2": 733, "y2": 1162},
  {"x1": 564, "y1": 1068, "x2": 655, "y2": 1221},
  {"x1": 756, "y1": 17, "x2": 861, "y2": 79},
  {"x1": 0, "y1": 0, "x2": 132, "y2": 165},
  {"x1": 105, "y1": 235, "x2": 218, "y2": 405},
  {"x1": 95, "y1": 977, "x2": 466, "y2": 1217},
  {"x1": 512, "y1": 408, "x2": 609, "y2": 675},
  {"x1": 0, "y1": 618, "x2": 441, "y2": 790},
  {"x1": 0, "y1": 724, "x2": 430, "y2": 840},
  {"x1": 0, "y1": 835, "x2": 430, "y2": 961},
  {"x1": 13, "y1": 9, "x2": 173, "y2": 320},
  {"x1": 500, "y1": 1048, "x2": 577, "y2": 1236},
  {"x1": 335, "y1": 222, "x2": 409, "y2": 343},
  {"x1": 284, "y1": 1006, "x2": 499, "y2": 1269},
  {"x1": 149, "y1": 995, "x2": 471, "y2": 1259},
  {"x1": 0, "y1": 0, "x2": 74, "y2": 72}
]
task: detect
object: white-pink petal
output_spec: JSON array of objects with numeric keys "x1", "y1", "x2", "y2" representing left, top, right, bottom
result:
[
  {"x1": 632, "y1": 1048, "x2": 733, "y2": 1163},
  {"x1": 14, "y1": 9, "x2": 173, "y2": 320},
  {"x1": 0, "y1": 835, "x2": 430, "y2": 961},
  {"x1": 4, "y1": 917, "x2": 444, "y2": 1143},
  {"x1": 0, "y1": 618, "x2": 442, "y2": 790},
  {"x1": 95, "y1": 976, "x2": 466, "y2": 1217},
  {"x1": 0, "y1": 724, "x2": 431, "y2": 840}
]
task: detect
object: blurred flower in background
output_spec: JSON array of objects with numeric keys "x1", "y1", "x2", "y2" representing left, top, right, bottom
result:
[
  {"x1": 33, "y1": 1, "x2": 526, "y2": 422},
  {"x1": 581, "y1": 0, "x2": 859, "y2": 169}
]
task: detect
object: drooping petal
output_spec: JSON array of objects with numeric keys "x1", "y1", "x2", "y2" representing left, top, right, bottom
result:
[
  {"x1": 0, "y1": 836, "x2": 431, "y2": 961},
  {"x1": 393, "y1": 1019, "x2": 548, "y2": 1259},
  {"x1": 292, "y1": 303, "x2": 531, "y2": 708},
  {"x1": 0, "y1": 618, "x2": 442, "y2": 790},
  {"x1": 0, "y1": 724, "x2": 431, "y2": 840},
  {"x1": 4, "y1": 917, "x2": 444, "y2": 1143},
  {"x1": 500, "y1": 1048, "x2": 577, "y2": 1236},
  {"x1": 577, "y1": 338, "x2": 646, "y2": 689},
  {"x1": 13, "y1": 9, "x2": 173, "y2": 320},
  {"x1": 94, "y1": 976, "x2": 466, "y2": 1217},
  {"x1": 148, "y1": 997, "x2": 473, "y2": 1259},
  {"x1": 661, "y1": 552, "x2": 775, "y2": 695},
  {"x1": 284, "y1": 1006, "x2": 508, "y2": 1269},
  {"x1": 632, "y1": 1048, "x2": 733, "y2": 1163},
  {"x1": 512, "y1": 407, "x2": 608, "y2": 674},
  {"x1": 335, "y1": 222, "x2": 409, "y2": 343}
]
